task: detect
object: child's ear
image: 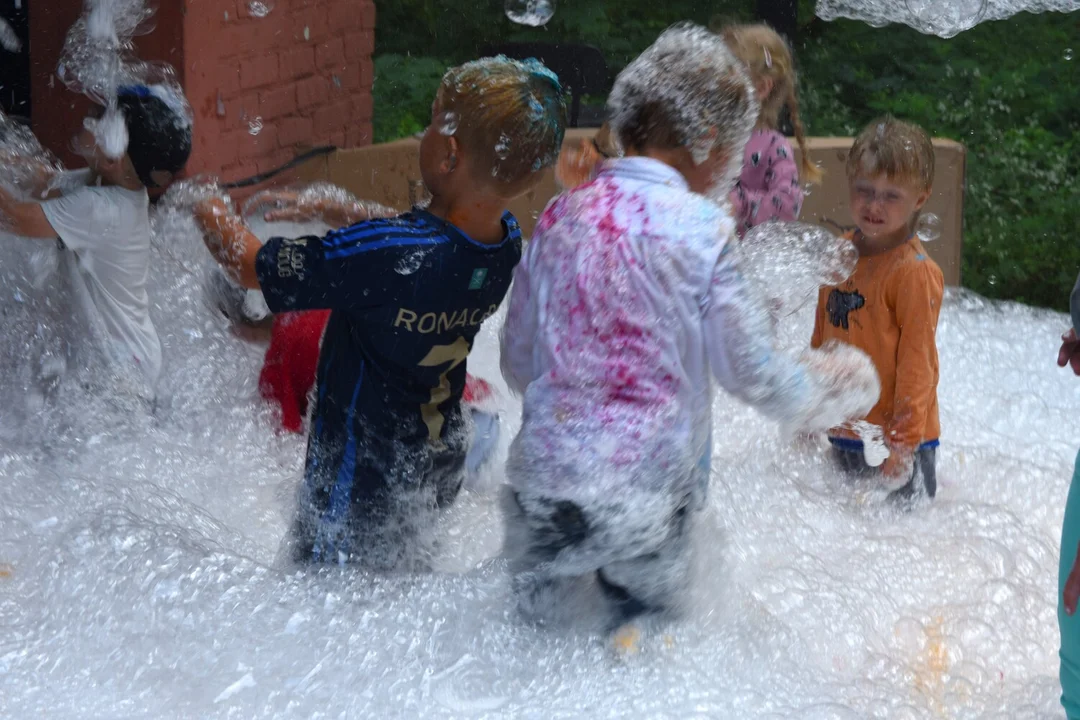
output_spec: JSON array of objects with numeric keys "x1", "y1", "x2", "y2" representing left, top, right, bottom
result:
[
  {"x1": 914, "y1": 188, "x2": 932, "y2": 211},
  {"x1": 444, "y1": 136, "x2": 460, "y2": 173}
]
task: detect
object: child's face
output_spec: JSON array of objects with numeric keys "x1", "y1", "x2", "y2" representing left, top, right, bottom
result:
[{"x1": 848, "y1": 174, "x2": 929, "y2": 240}]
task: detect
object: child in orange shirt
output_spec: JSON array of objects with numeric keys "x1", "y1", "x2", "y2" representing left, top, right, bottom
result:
[{"x1": 811, "y1": 116, "x2": 945, "y2": 505}]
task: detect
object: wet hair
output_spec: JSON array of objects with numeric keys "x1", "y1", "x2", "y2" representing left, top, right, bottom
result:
[
  {"x1": 720, "y1": 23, "x2": 822, "y2": 184},
  {"x1": 607, "y1": 23, "x2": 756, "y2": 169},
  {"x1": 847, "y1": 115, "x2": 935, "y2": 192},
  {"x1": 115, "y1": 85, "x2": 193, "y2": 189},
  {"x1": 438, "y1": 56, "x2": 567, "y2": 198}
]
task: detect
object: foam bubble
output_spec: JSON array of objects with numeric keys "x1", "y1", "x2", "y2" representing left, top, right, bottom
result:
[
  {"x1": 917, "y1": 212, "x2": 942, "y2": 243},
  {"x1": 504, "y1": 0, "x2": 555, "y2": 26},
  {"x1": 817, "y1": 0, "x2": 1080, "y2": 37}
]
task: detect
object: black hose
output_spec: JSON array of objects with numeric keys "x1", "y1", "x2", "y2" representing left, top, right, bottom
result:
[{"x1": 220, "y1": 145, "x2": 337, "y2": 190}]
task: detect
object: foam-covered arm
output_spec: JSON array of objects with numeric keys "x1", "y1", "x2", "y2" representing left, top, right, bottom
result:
[
  {"x1": 0, "y1": 185, "x2": 59, "y2": 239},
  {"x1": 194, "y1": 198, "x2": 262, "y2": 289},
  {"x1": 500, "y1": 261, "x2": 540, "y2": 396}
]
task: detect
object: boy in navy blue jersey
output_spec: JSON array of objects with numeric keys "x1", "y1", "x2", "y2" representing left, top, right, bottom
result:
[{"x1": 195, "y1": 57, "x2": 566, "y2": 569}]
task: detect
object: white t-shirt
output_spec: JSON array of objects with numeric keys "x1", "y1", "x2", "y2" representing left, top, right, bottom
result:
[{"x1": 41, "y1": 172, "x2": 162, "y2": 385}]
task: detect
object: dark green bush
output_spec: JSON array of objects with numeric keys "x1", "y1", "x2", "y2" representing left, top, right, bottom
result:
[{"x1": 372, "y1": 54, "x2": 446, "y2": 143}]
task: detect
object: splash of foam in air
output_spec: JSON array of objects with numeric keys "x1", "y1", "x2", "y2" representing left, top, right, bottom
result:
[
  {"x1": 504, "y1": 0, "x2": 555, "y2": 26},
  {"x1": 55, "y1": 0, "x2": 193, "y2": 160},
  {"x1": 735, "y1": 222, "x2": 859, "y2": 320},
  {"x1": 816, "y1": 0, "x2": 1080, "y2": 37},
  {"x1": 0, "y1": 113, "x2": 69, "y2": 204}
]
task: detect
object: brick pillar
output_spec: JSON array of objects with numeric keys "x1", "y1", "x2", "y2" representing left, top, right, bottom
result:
[{"x1": 29, "y1": 0, "x2": 375, "y2": 183}]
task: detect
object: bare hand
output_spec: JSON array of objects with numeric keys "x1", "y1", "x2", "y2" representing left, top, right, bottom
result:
[
  {"x1": 1058, "y1": 328, "x2": 1080, "y2": 375},
  {"x1": 881, "y1": 448, "x2": 914, "y2": 481},
  {"x1": 555, "y1": 139, "x2": 603, "y2": 191}
]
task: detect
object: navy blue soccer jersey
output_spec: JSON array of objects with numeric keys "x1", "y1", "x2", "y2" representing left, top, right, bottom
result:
[{"x1": 255, "y1": 209, "x2": 522, "y2": 514}]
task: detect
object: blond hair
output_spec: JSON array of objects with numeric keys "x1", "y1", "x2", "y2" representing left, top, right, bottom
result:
[
  {"x1": 721, "y1": 23, "x2": 822, "y2": 184},
  {"x1": 847, "y1": 116, "x2": 935, "y2": 191},
  {"x1": 438, "y1": 56, "x2": 567, "y2": 198}
]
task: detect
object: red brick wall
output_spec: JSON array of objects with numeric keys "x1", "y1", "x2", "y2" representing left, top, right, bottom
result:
[{"x1": 29, "y1": 0, "x2": 375, "y2": 184}]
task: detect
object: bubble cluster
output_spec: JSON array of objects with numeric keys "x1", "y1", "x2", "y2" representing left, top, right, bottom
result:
[
  {"x1": 0, "y1": 111, "x2": 67, "y2": 203},
  {"x1": 56, "y1": 0, "x2": 157, "y2": 104},
  {"x1": 504, "y1": 0, "x2": 555, "y2": 27},
  {"x1": 736, "y1": 222, "x2": 859, "y2": 320},
  {"x1": 816, "y1": 0, "x2": 1080, "y2": 38}
]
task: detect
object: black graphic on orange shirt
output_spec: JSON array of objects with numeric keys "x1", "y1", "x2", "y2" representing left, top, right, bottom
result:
[{"x1": 826, "y1": 288, "x2": 865, "y2": 330}]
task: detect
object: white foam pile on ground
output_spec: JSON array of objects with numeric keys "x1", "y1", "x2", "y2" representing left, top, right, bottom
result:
[{"x1": 0, "y1": 213, "x2": 1074, "y2": 717}]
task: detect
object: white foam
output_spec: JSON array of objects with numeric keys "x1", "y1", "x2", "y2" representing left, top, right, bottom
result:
[
  {"x1": 504, "y1": 0, "x2": 555, "y2": 27},
  {"x1": 816, "y1": 0, "x2": 1080, "y2": 37},
  {"x1": 0, "y1": 212, "x2": 1073, "y2": 716}
]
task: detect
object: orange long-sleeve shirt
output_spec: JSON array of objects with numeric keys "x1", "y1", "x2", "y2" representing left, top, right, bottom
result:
[{"x1": 811, "y1": 233, "x2": 944, "y2": 450}]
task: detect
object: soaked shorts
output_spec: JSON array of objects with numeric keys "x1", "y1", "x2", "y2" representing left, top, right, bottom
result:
[
  {"x1": 501, "y1": 486, "x2": 694, "y2": 626},
  {"x1": 1060, "y1": 449, "x2": 1080, "y2": 719}
]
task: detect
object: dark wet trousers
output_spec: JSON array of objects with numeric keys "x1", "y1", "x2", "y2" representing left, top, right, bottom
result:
[
  {"x1": 832, "y1": 443, "x2": 937, "y2": 504},
  {"x1": 503, "y1": 488, "x2": 693, "y2": 629}
]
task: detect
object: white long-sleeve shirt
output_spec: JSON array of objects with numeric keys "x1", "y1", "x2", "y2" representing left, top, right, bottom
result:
[{"x1": 501, "y1": 158, "x2": 816, "y2": 506}]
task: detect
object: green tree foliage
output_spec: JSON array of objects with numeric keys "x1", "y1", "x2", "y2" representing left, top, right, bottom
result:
[{"x1": 372, "y1": 0, "x2": 1080, "y2": 309}]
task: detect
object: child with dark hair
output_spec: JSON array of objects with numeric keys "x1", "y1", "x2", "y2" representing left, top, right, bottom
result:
[{"x1": 0, "y1": 84, "x2": 192, "y2": 387}]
